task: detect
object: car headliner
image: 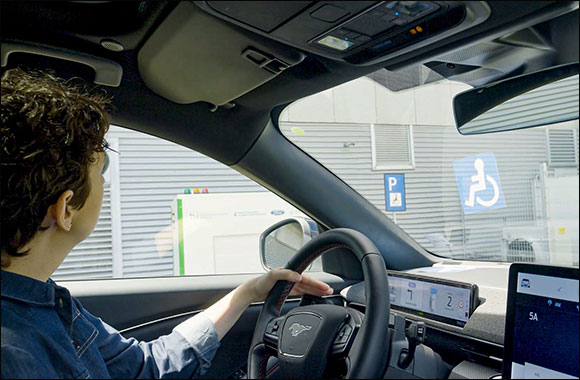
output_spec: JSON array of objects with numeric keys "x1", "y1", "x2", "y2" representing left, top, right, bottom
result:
[{"x1": 1, "y1": 1, "x2": 578, "y2": 167}]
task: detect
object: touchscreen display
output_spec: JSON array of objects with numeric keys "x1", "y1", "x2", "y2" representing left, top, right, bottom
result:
[
  {"x1": 388, "y1": 272, "x2": 474, "y2": 327},
  {"x1": 508, "y1": 272, "x2": 579, "y2": 379}
]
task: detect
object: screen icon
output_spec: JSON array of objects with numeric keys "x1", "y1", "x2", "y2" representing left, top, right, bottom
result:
[
  {"x1": 521, "y1": 278, "x2": 531, "y2": 288},
  {"x1": 430, "y1": 288, "x2": 437, "y2": 311},
  {"x1": 547, "y1": 299, "x2": 553, "y2": 306}
]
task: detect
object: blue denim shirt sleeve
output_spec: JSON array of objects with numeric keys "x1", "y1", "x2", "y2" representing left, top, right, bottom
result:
[
  {"x1": 173, "y1": 312, "x2": 221, "y2": 376},
  {"x1": 76, "y1": 300, "x2": 220, "y2": 379}
]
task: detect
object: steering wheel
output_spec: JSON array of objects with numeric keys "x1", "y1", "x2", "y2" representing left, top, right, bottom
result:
[{"x1": 247, "y1": 228, "x2": 390, "y2": 379}]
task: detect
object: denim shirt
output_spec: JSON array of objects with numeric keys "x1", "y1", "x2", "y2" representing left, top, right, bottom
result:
[{"x1": 1, "y1": 270, "x2": 220, "y2": 379}]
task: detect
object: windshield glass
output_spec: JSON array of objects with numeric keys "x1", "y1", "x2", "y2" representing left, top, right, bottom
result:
[{"x1": 280, "y1": 69, "x2": 579, "y2": 267}]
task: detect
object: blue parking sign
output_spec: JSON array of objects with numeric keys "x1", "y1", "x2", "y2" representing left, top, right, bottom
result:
[
  {"x1": 385, "y1": 174, "x2": 406, "y2": 211},
  {"x1": 453, "y1": 152, "x2": 506, "y2": 215}
]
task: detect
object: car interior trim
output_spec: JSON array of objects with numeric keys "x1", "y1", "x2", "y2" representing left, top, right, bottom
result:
[{"x1": 1, "y1": 41, "x2": 123, "y2": 87}]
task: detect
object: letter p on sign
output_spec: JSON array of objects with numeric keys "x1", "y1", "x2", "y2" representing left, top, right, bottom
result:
[{"x1": 388, "y1": 177, "x2": 397, "y2": 191}]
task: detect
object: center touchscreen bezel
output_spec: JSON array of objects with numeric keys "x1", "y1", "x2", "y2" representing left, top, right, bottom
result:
[
  {"x1": 387, "y1": 270, "x2": 479, "y2": 327},
  {"x1": 502, "y1": 263, "x2": 579, "y2": 379}
]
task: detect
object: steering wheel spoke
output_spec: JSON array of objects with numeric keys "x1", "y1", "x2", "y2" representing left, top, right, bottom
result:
[
  {"x1": 331, "y1": 308, "x2": 362, "y2": 357},
  {"x1": 263, "y1": 316, "x2": 284, "y2": 350}
]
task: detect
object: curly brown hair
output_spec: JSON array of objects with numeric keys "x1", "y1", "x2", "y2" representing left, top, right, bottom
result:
[{"x1": 1, "y1": 67, "x2": 111, "y2": 268}]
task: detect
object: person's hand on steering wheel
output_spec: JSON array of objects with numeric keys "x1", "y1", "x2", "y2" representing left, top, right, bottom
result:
[
  {"x1": 201, "y1": 268, "x2": 335, "y2": 344},
  {"x1": 241, "y1": 268, "x2": 334, "y2": 304}
]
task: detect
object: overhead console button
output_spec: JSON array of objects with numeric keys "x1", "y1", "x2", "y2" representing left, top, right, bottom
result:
[
  {"x1": 391, "y1": 18, "x2": 408, "y2": 26},
  {"x1": 368, "y1": 9, "x2": 388, "y2": 19},
  {"x1": 353, "y1": 34, "x2": 371, "y2": 43},
  {"x1": 380, "y1": 13, "x2": 396, "y2": 22},
  {"x1": 383, "y1": 1, "x2": 439, "y2": 18},
  {"x1": 310, "y1": 4, "x2": 350, "y2": 23},
  {"x1": 333, "y1": 28, "x2": 350, "y2": 37},
  {"x1": 317, "y1": 35, "x2": 354, "y2": 51},
  {"x1": 345, "y1": 32, "x2": 361, "y2": 40},
  {"x1": 345, "y1": 14, "x2": 393, "y2": 37}
]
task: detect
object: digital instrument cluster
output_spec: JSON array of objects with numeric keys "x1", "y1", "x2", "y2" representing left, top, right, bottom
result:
[{"x1": 388, "y1": 271, "x2": 478, "y2": 327}]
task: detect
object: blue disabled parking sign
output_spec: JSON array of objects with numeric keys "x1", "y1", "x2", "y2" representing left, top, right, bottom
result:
[
  {"x1": 453, "y1": 152, "x2": 506, "y2": 215},
  {"x1": 385, "y1": 174, "x2": 406, "y2": 211}
]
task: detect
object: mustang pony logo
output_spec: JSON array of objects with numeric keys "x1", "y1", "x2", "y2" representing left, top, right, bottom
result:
[{"x1": 288, "y1": 322, "x2": 312, "y2": 337}]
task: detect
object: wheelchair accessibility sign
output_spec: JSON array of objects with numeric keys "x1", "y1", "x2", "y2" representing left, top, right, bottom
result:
[{"x1": 453, "y1": 153, "x2": 506, "y2": 215}]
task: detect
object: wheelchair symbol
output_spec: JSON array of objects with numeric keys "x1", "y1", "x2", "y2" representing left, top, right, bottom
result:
[{"x1": 465, "y1": 158, "x2": 500, "y2": 208}]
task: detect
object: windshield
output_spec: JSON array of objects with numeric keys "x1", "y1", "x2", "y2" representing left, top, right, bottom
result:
[{"x1": 280, "y1": 69, "x2": 579, "y2": 267}]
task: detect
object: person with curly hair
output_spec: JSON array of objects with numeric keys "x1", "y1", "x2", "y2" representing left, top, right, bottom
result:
[{"x1": 0, "y1": 68, "x2": 333, "y2": 379}]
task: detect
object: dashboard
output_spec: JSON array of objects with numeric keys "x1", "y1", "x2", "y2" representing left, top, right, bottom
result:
[{"x1": 340, "y1": 262, "x2": 580, "y2": 379}]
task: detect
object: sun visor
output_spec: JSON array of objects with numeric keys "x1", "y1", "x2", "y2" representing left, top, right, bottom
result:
[{"x1": 138, "y1": 2, "x2": 305, "y2": 105}]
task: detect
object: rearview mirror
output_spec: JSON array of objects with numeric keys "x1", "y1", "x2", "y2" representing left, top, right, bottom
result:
[
  {"x1": 259, "y1": 217, "x2": 320, "y2": 270},
  {"x1": 454, "y1": 63, "x2": 579, "y2": 135}
]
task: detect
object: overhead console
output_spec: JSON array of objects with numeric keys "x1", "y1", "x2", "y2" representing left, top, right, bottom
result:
[{"x1": 196, "y1": 1, "x2": 491, "y2": 65}]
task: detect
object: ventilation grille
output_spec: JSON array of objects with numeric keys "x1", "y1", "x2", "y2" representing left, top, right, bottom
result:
[
  {"x1": 372, "y1": 125, "x2": 414, "y2": 170},
  {"x1": 547, "y1": 128, "x2": 578, "y2": 167}
]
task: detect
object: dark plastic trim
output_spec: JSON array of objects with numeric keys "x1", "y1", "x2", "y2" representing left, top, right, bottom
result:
[{"x1": 1, "y1": 41, "x2": 123, "y2": 87}]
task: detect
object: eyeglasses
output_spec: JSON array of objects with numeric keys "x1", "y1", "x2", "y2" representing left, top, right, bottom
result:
[
  {"x1": 102, "y1": 146, "x2": 119, "y2": 175},
  {"x1": 102, "y1": 151, "x2": 109, "y2": 175}
]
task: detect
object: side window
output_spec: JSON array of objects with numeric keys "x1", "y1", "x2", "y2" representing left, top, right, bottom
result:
[{"x1": 53, "y1": 126, "x2": 319, "y2": 281}]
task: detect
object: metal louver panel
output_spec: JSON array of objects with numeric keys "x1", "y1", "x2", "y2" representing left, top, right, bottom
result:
[
  {"x1": 547, "y1": 128, "x2": 579, "y2": 167},
  {"x1": 461, "y1": 75, "x2": 579, "y2": 134},
  {"x1": 282, "y1": 123, "x2": 374, "y2": 194},
  {"x1": 106, "y1": 126, "x2": 266, "y2": 278},
  {"x1": 372, "y1": 124, "x2": 414, "y2": 170},
  {"x1": 53, "y1": 185, "x2": 113, "y2": 280}
]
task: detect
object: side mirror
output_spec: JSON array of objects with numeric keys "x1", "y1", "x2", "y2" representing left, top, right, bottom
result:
[{"x1": 259, "y1": 217, "x2": 320, "y2": 270}]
